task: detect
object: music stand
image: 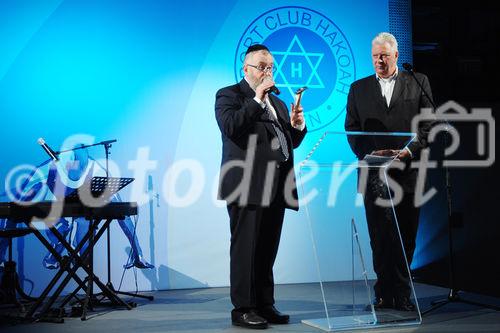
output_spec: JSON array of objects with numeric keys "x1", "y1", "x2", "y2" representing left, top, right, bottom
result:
[
  {"x1": 60, "y1": 176, "x2": 143, "y2": 319},
  {"x1": 65, "y1": 176, "x2": 134, "y2": 203},
  {"x1": 69, "y1": 176, "x2": 152, "y2": 306}
]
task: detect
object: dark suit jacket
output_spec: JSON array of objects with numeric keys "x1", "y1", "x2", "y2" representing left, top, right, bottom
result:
[
  {"x1": 215, "y1": 79, "x2": 307, "y2": 209},
  {"x1": 345, "y1": 71, "x2": 434, "y2": 193}
]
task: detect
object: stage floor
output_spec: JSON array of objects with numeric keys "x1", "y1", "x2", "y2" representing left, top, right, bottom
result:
[{"x1": 2, "y1": 282, "x2": 500, "y2": 332}]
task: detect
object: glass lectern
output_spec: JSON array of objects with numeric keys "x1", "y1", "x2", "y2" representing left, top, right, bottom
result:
[{"x1": 300, "y1": 131, "x2": 422, "y2": 331}]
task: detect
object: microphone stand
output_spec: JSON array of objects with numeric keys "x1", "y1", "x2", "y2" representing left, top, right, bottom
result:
[
  {"x1": 403, "y1": 64, "x2": 500, "y2": 315},
  {"x1": 85, "y1": 140, "x2": 116, "y2": 308},
  {"x1": 60, "y1": 140, "x2": 117, "y2": 298},
  {"x1": 64, "y1": 139, "x2": 147, "y2": 306},
  {"x1": 104, "y1": 141, "x2": 113, "y2": 291},
  {"x1": 96, "y1": 140, "x2": 152, "y2": 302},
  {"x1": 55, "y1": 139, "x2": 117, "y2": 155},
  {"x1": 54, "y1": 140, "x2": 117, "y2": 294}
]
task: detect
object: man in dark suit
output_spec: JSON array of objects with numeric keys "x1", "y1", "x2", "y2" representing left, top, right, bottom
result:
[
  {"x1": 345, "y1": 32, "x2": 433, "y2": 311},
  {"x1": 215, "y1": 44, "x2": 307, "y2": 329}
]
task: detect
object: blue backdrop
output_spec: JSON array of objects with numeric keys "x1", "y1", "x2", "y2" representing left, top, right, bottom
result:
[{"x1": 0, "y1": 0, "x2": 418, "y2": 294}]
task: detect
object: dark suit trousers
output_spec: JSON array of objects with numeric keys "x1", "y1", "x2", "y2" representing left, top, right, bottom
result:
[
  {"x1": 227, "y1": 200, "x2": 285, "y2": 310},
  {"x1": 364, "y1": 175, "x2": 420, "y2": 299}
]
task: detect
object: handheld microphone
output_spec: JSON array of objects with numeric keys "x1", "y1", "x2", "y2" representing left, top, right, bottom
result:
[
  {"x1": 37, "y1": 138, "x2": 59, "y2": 161},
  {"x1": 268, "y1": 86, "x2": 280, "y2": 95},
  {"x1": 264, "y1": 85, "x2": 280, "y2": 95},
  {"x1": 263, "y1": 76, "x2": 280, "y2": 95}
]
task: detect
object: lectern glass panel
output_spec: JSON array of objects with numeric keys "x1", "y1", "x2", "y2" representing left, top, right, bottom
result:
[{"x1": 300, "y1": 131, "x2": 421, "y2": 332}]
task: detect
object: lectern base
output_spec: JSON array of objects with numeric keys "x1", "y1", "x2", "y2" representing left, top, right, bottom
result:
[{"x1": 302, "y1": 315, "x2": 420, "y2": 332}]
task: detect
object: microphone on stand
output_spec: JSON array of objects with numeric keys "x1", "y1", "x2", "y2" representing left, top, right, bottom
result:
[
  {"x1": 402, "y1": 62, "x2": 435, "y2": 109},
  {"x1": 37, "y1": 138, "x2": 59, "y2": 161},
  {"x1": 98, "y1": 139, "x2": 117, "y2": 146},
  {"x1": 402, "y1": 62, "x2": 413, "y2": 72}
]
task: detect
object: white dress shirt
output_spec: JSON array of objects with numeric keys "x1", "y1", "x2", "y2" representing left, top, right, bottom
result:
[
  {"x1": 376, "y1": 67, "x2": 398, "y2": 107},
  {"x1": 375, "y1": 67, "x2": 413, "y2": 158}
]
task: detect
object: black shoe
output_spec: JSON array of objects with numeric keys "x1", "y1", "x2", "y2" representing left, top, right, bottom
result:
[
  {"x1": 373, "y1": 297, "x2": 394, "y2": 310},
  {"x1": 394, "y1": 297, "x2": 416, "y2": 311},
  {"x1": 257, "y1": 305, "x2": 290, "y2": 324},
  {"x1": 231, "y1": 309, "x2": 268, "y2": 329}
]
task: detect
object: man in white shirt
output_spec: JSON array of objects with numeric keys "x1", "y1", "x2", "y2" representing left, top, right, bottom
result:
[{"x1": 345, "y1": 32, "x2": 434, "y2": 311}]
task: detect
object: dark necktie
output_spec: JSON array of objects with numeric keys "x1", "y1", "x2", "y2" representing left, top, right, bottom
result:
[{"x1": 264, "y1": 99, "x2": 289, "y2": 161}]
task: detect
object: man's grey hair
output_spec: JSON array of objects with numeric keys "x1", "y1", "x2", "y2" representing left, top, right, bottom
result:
[{"x1": 372, "y1": 32, "x2": 398, "y2": 51}]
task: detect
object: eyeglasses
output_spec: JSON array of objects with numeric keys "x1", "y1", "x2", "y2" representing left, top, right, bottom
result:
[{"x1": 246, "y1": 64, "x2": 276, "y2": 74}]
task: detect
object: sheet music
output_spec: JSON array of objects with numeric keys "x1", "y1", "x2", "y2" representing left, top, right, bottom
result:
[{"x1": 362, "y1": 154, "x2": 395, "y2": 165}]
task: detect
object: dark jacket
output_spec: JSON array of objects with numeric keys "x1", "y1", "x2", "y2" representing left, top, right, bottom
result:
[
  {"x1": 345, "y1": 71, "x2": 434, "y2": 193},
  {"x1": 215, "y1": 79, "x2": 307, "y2": 209}
]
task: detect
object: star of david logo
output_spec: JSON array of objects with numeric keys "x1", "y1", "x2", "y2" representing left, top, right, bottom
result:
[{"x1": 273, "y1": 35, "x2": 325, "y2": 100}]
